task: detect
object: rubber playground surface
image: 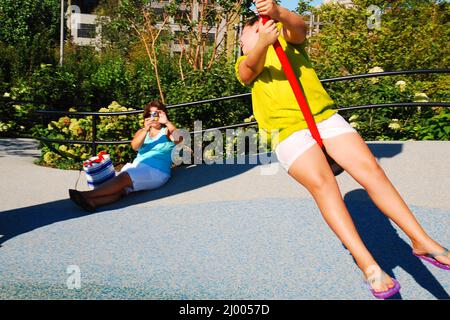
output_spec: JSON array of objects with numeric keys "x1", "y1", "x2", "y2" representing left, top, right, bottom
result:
[{"x1": 0, "y1": 138, "x2": 449, "y2": 299}]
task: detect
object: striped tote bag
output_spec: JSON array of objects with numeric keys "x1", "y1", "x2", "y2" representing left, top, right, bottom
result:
[{"x1": 83, "y1": 151, "x2": 115, "y2": 189}]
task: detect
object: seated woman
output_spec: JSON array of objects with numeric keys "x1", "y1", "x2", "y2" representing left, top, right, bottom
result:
[{"x1": 69, "y1": 100, "x2": 181, "y2": 212}]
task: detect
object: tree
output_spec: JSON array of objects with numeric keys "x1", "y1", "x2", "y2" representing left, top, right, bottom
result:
[
  {"x1": 0, "y1": 0, "x2": 60, "y2": 78},
  {"x1": 307, "y1": 0, "x2": 450, "y2": 141},
  {"x1": 309, "y1": 0, "x2": 449, "y2": 76},
  {"x1": 100, "y1": 0, "x2": 171, "y2": 103},
  {"x1": 0, "y1": 0, "x2": 60, "y2": 45},
  {"x1": 165, "y1": 0, "x2": 249, "y2": 75},
  {"x1": 296, "y1": 0, "x2": 313, "y2": 15},
  {"x1": 100, "y1": 0, "x2": 253, "y2": 100}
]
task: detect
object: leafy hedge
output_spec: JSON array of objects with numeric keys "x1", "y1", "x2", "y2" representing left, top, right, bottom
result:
[
  {"x1": 165, "y1": 59, "x2": 251, "y2": 131},
  {"x1": 36, "y1": 101, "x2": 141, "y2": 169},
  {"x1": 308, "y1": 0, "x2": 450, "y2": 141},
  {"x1": 324, "y1": 71, "x2": 450, "y2": 140}
]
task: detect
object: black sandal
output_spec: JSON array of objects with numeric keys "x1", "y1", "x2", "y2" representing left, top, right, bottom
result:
[{"x1": 69, "y1": 189, "x2": 96, "y2": 213}]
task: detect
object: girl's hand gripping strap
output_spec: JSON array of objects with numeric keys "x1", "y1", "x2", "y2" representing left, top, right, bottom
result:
[
  {"x1": 259, "y1": 15, "x2": 344, "y2": 175},
  {"x1": 260, "y1": 15, "x2": 324, "y2": 148}
]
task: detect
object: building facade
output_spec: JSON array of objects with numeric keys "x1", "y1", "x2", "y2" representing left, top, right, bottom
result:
[
  {"x1": 65, "y1": 0, "x2": 240, "y2": 57},
  {"x1": 66, "y1": 0, "x2": 102, "y2": 47}
]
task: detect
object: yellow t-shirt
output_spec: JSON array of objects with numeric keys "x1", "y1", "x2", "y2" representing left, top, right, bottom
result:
[{"x1": 235, "y1": 23, "x2": 337, "y2": 149}]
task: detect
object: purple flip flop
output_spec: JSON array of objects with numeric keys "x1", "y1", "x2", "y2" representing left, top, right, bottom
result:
[
  {"x1": 365, "y1": 272, "x2": 401, "y2": 300},
  {"x1": 413, "y1": 248, "x2": 450, "y2": 270}
]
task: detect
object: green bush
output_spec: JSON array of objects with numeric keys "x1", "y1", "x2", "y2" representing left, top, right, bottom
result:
[
  {"x1": 329, "y1": 73, "x2": 450, "y2": 141},
  {"x1": 0, "y1": 0, "x2": 60, "y2": 83},
  {"x1": 401, "y1": 107, "x2": 450, "y2": 140},
  {"x1": 0, "y1": 62, "x2": 80, "y2": 138},
  {"x1": 308, "y1": 0, "x2": 450, "y2": 141},
  {"x1": 0, "y1": 79, "x2": 43, "y2": 137},
  {"x1": 310, "y1": 0, "x2": 449, "y2": 76},
  {"x1": 36, "y1": 101, "x2": 142, "y2": 169},
  {"x1": 30, "y1": 64, "x2": 78, "y2": 109},
  {"x1": 166, "y1": 58, "x2": 251, "y2": 131}
]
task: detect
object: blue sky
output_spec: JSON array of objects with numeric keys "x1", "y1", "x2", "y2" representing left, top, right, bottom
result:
[
  {"x1": 250, "y1": 1, "x2": 324, "y2": 12},
  {"x1": 280, "y1": 0, "x2": 324, "y2": 11}
]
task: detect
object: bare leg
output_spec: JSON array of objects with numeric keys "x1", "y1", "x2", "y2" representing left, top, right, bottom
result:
[
  {"x1": 288, "y1": 144, "x2": 395, "y2": 292},
  {"x1": 323, "y1": 132, "x2": 450, "y2": 266},
  {"x1": 88, "y1": 190, "x2": 125, "y2": 207},
  {"x1": 82, "y1": 173, "x2": 133, "y2": 199}
]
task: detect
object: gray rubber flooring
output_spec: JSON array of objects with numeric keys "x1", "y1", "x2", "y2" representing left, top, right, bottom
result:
[{"x1": 0, "y1": 139, "x2": 449, "y2": 299}]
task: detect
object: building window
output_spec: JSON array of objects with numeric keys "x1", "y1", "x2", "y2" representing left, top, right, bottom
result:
[
  {"x1": 78, "y1": 23, "x2": 96, "y2": 38},
  {"x1": 72, "y1": 0, "x2": 99, "y2": 14}
]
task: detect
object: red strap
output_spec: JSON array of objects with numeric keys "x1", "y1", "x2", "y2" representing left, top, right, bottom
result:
[{"x1": 260, "y1": 15, "x2": 324, "y2": 148}]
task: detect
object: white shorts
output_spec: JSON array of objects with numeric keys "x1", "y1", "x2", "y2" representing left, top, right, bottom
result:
[
  {"x1": 119, "y1": 162, "x2": 171, "y2": 194},
  {"x1": 275, "y1": 113, "x2": 357, "y2": 172}
]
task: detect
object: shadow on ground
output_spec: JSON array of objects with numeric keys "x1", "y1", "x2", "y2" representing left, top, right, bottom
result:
[
  {"x1": 343, "y1": 189, "x2": 449, "y2": 300},
  {"x1": 0, "y1": 143, "x2": 405, "y2": 247},
  {"x1": 0, "y1": 139, "x2": 40, "y2": 158},
  {"x1": 0, "y1": 159, "x2": 259, "y2": 246},
  {"x1": 366, "y1": 142, "x2": 403, "y2": 160}
]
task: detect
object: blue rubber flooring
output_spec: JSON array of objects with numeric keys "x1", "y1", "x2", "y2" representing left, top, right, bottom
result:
[{"x1": 0, "y1": 195, "x2": 449, "y2": 300}]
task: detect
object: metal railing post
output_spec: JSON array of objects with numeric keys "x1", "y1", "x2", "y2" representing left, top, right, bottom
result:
[{"x1": 92, "y1": 114, "x2": 98, "y2": 156}]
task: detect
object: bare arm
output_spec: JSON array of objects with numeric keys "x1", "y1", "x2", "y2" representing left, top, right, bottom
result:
[
  {"x1": 238, "y1": 19, "x2": 280, "y2": 85},
  {"x1": 256, "y1": 0, "x2": 306, "y2": 45},
  {"x1": 158, "y1": 111, "x2": 182, "y2": 145},
  {"x1": 164, "y1": 121, "x2": 183, "y2": 145},
  {"x1": 131, "y1": 128, "x2": 148, "y2": 151}
]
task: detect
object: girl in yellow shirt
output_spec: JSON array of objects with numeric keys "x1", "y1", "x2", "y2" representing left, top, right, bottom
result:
[{"x1": 236, "y1": 0, "x2": 450, "y2": 298}]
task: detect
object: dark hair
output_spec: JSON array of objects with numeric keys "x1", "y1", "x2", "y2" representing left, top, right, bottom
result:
[
  {"x1": 244, "y1": 15, "x2": 260, "y2": 27},
  {"x1": 143, "y1": 100, "x2": 169, "y2": 121}
]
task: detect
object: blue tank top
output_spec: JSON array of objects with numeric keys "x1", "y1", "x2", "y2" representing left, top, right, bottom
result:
[{"x1": 133, "y1": 127, "x2": 175, "y2": 175}]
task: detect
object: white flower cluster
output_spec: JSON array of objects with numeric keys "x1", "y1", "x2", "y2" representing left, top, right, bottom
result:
[
  {"x1": 388, "y1": 119, "x2": 401, "y2": 130},
  {"x1": 368, "y1": 66, "x2": 384, "y2": 84},
  {"x1": 414, "y1": 93, "x2": 429, "y2": 102},
  {"x1": 368, "y1": 66, "x2": 384, "y2": 74},
  {"x1": 395, "y1": 80, "x2": 406, "y2": 92}
]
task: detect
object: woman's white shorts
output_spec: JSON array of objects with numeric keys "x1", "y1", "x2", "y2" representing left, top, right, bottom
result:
[
  {"x1": 119, "y1": 162, "x2": 170, "y2": 194},
  {"x1": 275, "y1": 113, "x2": 357, "y2": 172}
]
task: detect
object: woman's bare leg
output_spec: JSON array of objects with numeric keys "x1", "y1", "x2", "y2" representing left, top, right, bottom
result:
[
  {"x1": 288, "y1": 144, "x2": 395, "y2": 292},
  {"x1": 82, "y1": 173, "x2": 133, "y2": 199},
  {"x1": 88, "y1": 190, "x2": 125, "y2": 207},
  {"x1": 323, "y1": 132, "x2": 450, "y2": 266}
]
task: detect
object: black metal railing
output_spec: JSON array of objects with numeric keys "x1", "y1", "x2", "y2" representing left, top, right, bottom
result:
[{"x1": 35, "y1": 69, "x2": 450, "y2": 156}]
